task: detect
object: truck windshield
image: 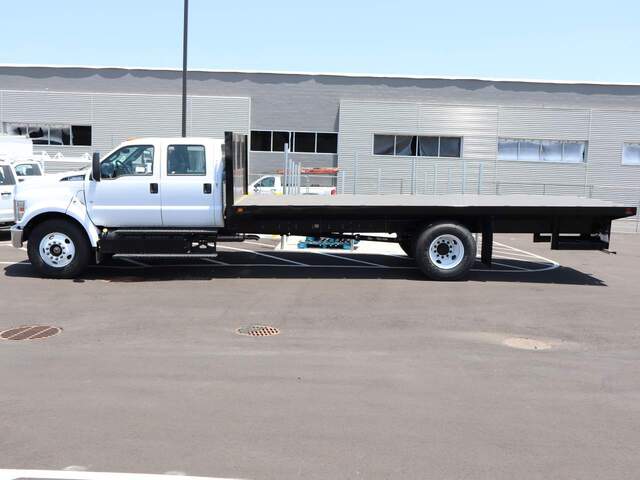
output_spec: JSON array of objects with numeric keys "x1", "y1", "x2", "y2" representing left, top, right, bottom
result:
[
  {"x1": 0, "y1": 165, "x2": 16, "y2": 185},
  {"x1": 14, "y1": 163, "x2": 42, "y2": 176}
]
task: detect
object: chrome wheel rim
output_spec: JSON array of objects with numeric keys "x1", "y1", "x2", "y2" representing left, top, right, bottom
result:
[
  {"x1": 39, "y1": 232, "x2": 76, "y2": 268},
  {"x1": 428, "y1": 234, "x2": 464, "y2": 270}
]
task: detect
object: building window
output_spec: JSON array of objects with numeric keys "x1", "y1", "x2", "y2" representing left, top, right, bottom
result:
[
  {"x1": 250, "y1": 131, "x2": 271, "y2": 151},
  {"x1": 272, "y1": 131, "x2": 291, "y2": 151},
  {"x1": 498, "y1": 138, "x2": 587, "y2": 163},
  {"x1": 374, "y1": 134, "x2": 462, "y2": 157},
  {"x1": 622, "y1": 143, "x2": 640, "y2": 165},
  {"x1": 250, "y1": 130, "x2": 337, "y2": 154},
  {"x1": 3, "y1": 123, "x2": 92, "y2": 146},
  {"x1": 293, "y1": 132, "x2": 315, "y2": 153},
  {"x1": 316, "y1": 133, "x2": 338, "y2": 153}
]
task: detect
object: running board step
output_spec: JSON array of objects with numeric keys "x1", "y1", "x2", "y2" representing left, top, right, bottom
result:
[
  {"x1": 114, "y1": 253, "x2": 219, "y2": 258},
  {"x1": 111, "y1": 229, "x2": 219, "y2": 235}
]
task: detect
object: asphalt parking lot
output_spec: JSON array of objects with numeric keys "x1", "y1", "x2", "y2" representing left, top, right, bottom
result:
[{"x1": 1, "y1": 232, "x2": 639, "y2": 480}]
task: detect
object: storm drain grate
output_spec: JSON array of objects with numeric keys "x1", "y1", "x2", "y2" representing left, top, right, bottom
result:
[
  {"x1": 0, "y1": 325, "x2": 63, "y2": 341},
  {"x1": 236, "y1": 325, "x2": 280, "y2": 337}
]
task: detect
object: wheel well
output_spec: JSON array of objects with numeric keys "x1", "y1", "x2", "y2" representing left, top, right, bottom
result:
[{"x1": 23, "y1": 213, "x2": 90, "y2": 244}]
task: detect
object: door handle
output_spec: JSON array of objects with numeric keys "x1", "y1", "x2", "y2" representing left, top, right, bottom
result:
[
  {"x1": 1, "y1": 192, "x2": 11, "y2": 197},
  {"x1": 203, "y1": 183, "x2": 212, "y2": 194},
  {"x1": 150, "y1": 183, "x2": 158, "y2": 194}
]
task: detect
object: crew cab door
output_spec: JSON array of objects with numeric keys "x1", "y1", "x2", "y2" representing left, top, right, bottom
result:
[
  {"x1": 86, "y1": 144, "x2": 162, "y2": 227},
  {"x1": 160, "y1": 143, "x2": 216, "y2": 227},
  {"x1": 0, "y1": 165, "x2": 16, "y2": 223}
]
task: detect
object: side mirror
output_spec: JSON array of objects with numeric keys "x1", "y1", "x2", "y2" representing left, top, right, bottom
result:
[{"x1": 92, "y1": 152, "x2": 101, "y2": 182}]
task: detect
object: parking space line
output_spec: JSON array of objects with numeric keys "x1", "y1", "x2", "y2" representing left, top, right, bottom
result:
[
  {"x1": 244, "y1": 241, "x2": 279, "y2": 249},
  {"x1": 308, "y1": 251, "x2": 391, "y2": 268},
  {"x1": 217, "y1": 245, "x2": 309, "y2": 266},
  {"x1": 0, "y1": 469, "x2": 248, "y2": 480}
]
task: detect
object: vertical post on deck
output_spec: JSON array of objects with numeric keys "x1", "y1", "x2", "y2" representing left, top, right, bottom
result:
[
  {"x1": 283, "y1": 143, "x2": 289, "y2": 195},
  {"x1": 411, "y1": 157, "x2": 416, "y2": 195},
  {"x1": 461, "y1": 161, "x2": 466, "y2": 194},
  {"x1": 353, "y1": 153, "x2": 359, "y2": 194},
  {"x1": 433, "y1": 164, "x2": 438, "y2": 195}
]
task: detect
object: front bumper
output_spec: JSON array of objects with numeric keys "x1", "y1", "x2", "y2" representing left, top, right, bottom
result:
[{"x1": 10, "y1": 226, "x2": 23, "y2": 248}]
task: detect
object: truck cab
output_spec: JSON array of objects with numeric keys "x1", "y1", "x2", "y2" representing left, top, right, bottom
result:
[
  {"x1": 11, "y1": 137, "x2": 227, "y2": 276},
  {"x1": 0, "y1": 160, "x2": 17, "y2": 226}
]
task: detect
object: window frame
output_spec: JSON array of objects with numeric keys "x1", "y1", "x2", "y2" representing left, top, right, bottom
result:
[
  {"x1": 372, "y1": 133, "x2": 463, "y2": 158},
  {"x1": 498, "y1": 138, "x2": 587, "y2": 164},
  {"x1": 166, "y1": 144, "x2": 207, "y2": 176},
  {"x1": 622, "y1": 142, "x2": 640, "y2": 166},
  {"x1": 3, "y1": 122, "x2": 92, "y2": 147},
  {"x1": 99, "y1": 144, "x2": 155, "y2": 180},
  {"x1": 249, "y1": 130, "x2": 338, "y2": 154}
]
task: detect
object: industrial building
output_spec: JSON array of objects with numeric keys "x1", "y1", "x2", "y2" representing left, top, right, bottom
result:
[{"x1": 0, "y1": 64, "x2": 639, "y2": 209}]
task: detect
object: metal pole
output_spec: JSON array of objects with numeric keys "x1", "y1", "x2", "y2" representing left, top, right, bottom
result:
[
  {"x1": 461, "y1": 161, "x2": 466, "y2": 194},
  {"x1": 411, "y1": 157, "x2": 416, "y2": 195},
  {"x1": 283, "y1": 143, "x2": 289, "y2": 195},
  {"x1": 353, "y1": 153, "x2": 358, "y2": 194},
  {"x1": 433, "y1": 164, "x2": 438, "y2": 195},
  {"x1": 181, "y1": 0, "x2": 189, "y2": 137},
  {"x1": 477, "y1": 163, "x2": 483, "y2": 195}
]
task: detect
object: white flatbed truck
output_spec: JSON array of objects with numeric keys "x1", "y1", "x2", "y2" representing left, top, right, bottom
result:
[{"x1": 10, "y1": 133, "x2": 637, "y2": 280}]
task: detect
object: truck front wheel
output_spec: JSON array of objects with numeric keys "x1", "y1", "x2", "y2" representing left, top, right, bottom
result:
[
  {"x1": 414, "y1": 222, "x2": 476, "y2": 280},
  {"x1": 27, "y1": 219, "x2": 91, "y2": 278}
]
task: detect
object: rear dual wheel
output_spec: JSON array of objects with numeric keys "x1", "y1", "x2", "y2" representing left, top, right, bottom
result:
[{"x1": 414, "y1": 222, "x2": 476, "y2": 281}]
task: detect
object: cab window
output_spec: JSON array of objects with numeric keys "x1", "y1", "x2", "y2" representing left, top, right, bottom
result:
[
  {"x1": 0, "y1": 165, "x2": 16, "y2": 185},
  {"x1": 14, "y1": 163, "x2": 42, "y2": 177},
  {"x1": 258, "y1": 176, "x2": 275, "y2": 188},
  {"x1": 100, "y1": 145, "x2": 154, "y2": 179},
  {"x1": 167, "y1": 145, "x2": 206, "y2": 175}
]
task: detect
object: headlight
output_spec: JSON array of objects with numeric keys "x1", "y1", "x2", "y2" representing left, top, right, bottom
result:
[{"x1": 14, "y1": 200, "x2": 25, "y2": 222}]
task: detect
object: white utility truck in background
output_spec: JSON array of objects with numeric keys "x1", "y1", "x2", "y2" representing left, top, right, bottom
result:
[
  {"x1": 9, "y1": 133, "x2": 636, "y2": 280},
  {"x1": 250, "y1": 174, "x2": 336, "y2": 195}
]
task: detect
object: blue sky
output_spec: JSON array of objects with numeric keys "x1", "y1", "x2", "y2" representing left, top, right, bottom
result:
[{"x1": 1, "y1": 0, "x2": 639, "y2": 82}]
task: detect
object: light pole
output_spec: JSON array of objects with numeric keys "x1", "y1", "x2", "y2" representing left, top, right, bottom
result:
[{"x1": 181, "y1": 0, "x2": 189, "y2": 137}]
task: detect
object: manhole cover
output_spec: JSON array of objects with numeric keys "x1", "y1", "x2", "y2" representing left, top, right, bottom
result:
[
  {"x1": 236, "y1": 325, "x2": 280, "y2": 337},
  {"x1": 0, "y1": 325, "x2": 62, "y2": 341}
]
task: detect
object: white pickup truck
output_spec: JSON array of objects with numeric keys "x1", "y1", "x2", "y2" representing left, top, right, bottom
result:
[
  {"x1": 0, "y1": 159, "x2": 46, "y2": 227},
  {"x1": 9, "y1": 133, "x2": 635, "y2": 280},
  {"x1": 250, "y1": 174, "x2": 336, "y2": 196}
]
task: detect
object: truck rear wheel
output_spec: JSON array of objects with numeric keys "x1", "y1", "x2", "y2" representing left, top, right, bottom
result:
[
  {"x1": 414, "y1": 222, "x2": 476, "y2": 280},
  {"x1": 27, "y1": 219, "x2": 90, "y2": 278}
]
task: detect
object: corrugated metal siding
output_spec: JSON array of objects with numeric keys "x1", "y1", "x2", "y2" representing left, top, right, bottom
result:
[
  {"x1": 498, "y1": 106, "x2": 590, "y2": 139},
  {"x1": 339, "y1": 100, "x2": 497, "y2": 194},
  {"x1": 588, "y1": 109, "x2": 640, "y2": 205},
  {"x1": 496, "y1": 106, "x2": 589, "y2": 189},
  {"x1": 189, "y1": 96, "x2": 250, "y2": 137},
  {"x1": 1, "y1": 90, "x2": 92, "y2": 124}
]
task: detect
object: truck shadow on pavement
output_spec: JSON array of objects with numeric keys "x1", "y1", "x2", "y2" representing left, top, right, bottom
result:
[{"x1": 3, "y1": 253, "x2": 606, "y2": 286}]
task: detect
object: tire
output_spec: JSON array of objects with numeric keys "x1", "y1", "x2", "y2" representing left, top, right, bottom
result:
[
  {"x1": 414, "y1": 222, "x2": 476, "y2": 281},
  {"x1": 27, "y1": 219, "x2": 91, "y2": 278},
  {"x1": 398, "y1": 237, "x2": 415, "y2": 258}
]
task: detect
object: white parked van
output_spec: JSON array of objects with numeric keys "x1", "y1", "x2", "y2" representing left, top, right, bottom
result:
[{"x1": 0, "y1": 160, "x2": 17, "y2": 227}]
